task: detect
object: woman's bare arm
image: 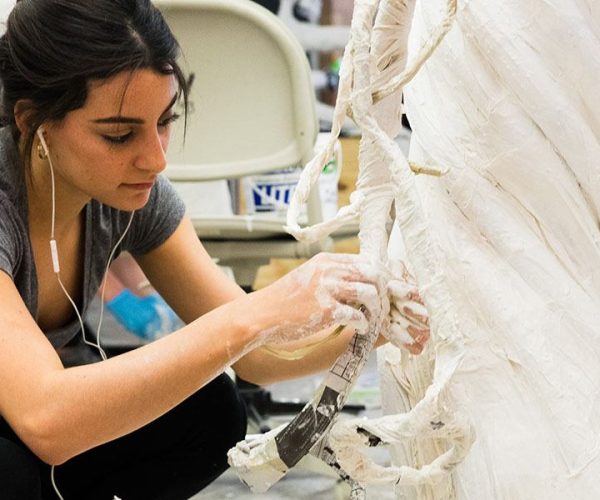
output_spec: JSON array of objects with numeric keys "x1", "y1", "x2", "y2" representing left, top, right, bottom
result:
[
  {"x1": 135, "y1": 218, "x2": 383, "y2": 384},
  {"x1": 0, "y1": 217, "x2": 383, "y2": 466},
  {"x1": 0, "y1": 268, "x2": 257, "y2": 466}
]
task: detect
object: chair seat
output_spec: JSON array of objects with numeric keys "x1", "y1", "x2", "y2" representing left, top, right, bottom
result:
[{"x1": 194, "y1": 215, "x2": 358, "y2": 241}]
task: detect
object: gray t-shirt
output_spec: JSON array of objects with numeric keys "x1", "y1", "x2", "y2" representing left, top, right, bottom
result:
[{"x1": 0, "y1": 127, "x2": 186, "y2": 349}]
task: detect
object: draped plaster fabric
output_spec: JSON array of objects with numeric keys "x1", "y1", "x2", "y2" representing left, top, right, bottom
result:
[
  {"x1": 235, "y1": 0, "x2": 600, "y2": 497},
  {"x1": 377, "y1": 1, "x2": 600, "y2": 498}
]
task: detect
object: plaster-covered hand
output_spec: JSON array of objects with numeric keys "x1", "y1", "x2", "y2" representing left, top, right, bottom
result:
[
  {"x1": 248, "y1": 253, "x2": 387, "y2": 346},
  {"x1": 386, "y1": 278, "x2": 430, "y2": 354}
]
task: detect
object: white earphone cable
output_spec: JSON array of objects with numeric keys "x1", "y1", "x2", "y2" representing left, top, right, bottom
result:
[
  {"x1": 38, "y1": 129, "x2": 135, "y2": 500},
  {"x1": 95, "y1": 210, "x2": 136, "y2": 355}
]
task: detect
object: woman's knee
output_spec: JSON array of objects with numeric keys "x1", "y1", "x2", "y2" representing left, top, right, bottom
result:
[
  {"x1": 191, "y1": 373, "x2": 247, "y2": 446},
  {"x1": 157, "y1": 373, "x2": 248, "y2": 493},
  {"x1": 0, "y1": 438, "x2": 42, "y2": 500}
]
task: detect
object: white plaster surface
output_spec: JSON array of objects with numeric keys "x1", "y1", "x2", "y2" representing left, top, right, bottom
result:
[
  {"x1": 376, "y1": 0, "x2": 600, "y2": 498},
  {"x1": 279, "y1": 0, "x2": 600, "y2": 496}
]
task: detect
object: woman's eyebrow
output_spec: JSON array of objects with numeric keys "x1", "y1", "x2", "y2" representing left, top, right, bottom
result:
[{"x1": 91, "y1": 93, "x2": 178, "y2": 124}]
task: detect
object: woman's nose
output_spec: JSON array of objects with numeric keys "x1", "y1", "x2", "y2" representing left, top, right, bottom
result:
[{"x1": 134, "y1": 130, "x2": 168, "y2": 173}]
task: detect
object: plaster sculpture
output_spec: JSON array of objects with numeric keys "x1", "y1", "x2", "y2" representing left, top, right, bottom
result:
[
  {"x1": 230, "y1": 0, "x2": 600, "y2": 498},
  {"x1": 374, "y1": 1, "x2": 600, "y2": 498}
]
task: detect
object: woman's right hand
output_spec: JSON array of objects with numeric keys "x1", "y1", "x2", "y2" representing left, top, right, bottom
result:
[{"x1": 246, "y1": 253, "x2": 388, "y2": 346}]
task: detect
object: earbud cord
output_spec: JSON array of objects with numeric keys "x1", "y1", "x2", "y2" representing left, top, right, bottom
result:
[
  {"x1": 38, "y1": 131, "x2": 135, "y2": 500},
  {"x1": 95, "y1": 211, "x2": 135, "y2": 356}
]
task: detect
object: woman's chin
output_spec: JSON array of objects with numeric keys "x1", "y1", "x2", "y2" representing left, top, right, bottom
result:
[{"x1": 97, "y1": 191, "x2": 151, "y2": 212}]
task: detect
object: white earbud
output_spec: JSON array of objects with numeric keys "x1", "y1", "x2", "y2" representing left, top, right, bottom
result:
[{"x1": 36, "y1": 126, "x2": 50, "y2": 158}]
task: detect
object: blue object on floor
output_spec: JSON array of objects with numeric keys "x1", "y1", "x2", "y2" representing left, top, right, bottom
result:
[{"x1": 106, "y1": 289, "x2": 183, "y2": 340}]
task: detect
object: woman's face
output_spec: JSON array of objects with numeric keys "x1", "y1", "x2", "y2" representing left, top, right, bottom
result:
[{"x1": 43, "y1": 68, "x2": 180, "y2": 211}]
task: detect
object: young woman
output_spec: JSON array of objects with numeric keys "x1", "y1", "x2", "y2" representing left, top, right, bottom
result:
[{"x1": 0, "y1": 1, "x2": 428, "y2": 498}]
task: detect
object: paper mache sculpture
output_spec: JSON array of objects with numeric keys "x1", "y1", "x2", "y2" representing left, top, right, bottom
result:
[{"x1": 229, "y1": 1, "x2": 600, "y2": 498}]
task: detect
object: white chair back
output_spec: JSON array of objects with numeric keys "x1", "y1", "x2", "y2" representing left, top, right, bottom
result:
[{"x1": 156, "y1": 0, "x2": 318, "y2": 181}]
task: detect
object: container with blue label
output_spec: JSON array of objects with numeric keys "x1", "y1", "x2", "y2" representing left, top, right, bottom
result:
[{"x1": 241, "y1": 134, "x2": 341, "y2": 221}]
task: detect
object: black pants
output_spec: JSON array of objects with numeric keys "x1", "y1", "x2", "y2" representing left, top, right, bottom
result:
[{"x1": 0, "y1": 374, "x2": 247, "y2": 500}]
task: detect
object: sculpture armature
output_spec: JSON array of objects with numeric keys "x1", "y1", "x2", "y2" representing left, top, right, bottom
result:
[{"x1": 230, "y1": 1, "x2": 600, "y2": 498}]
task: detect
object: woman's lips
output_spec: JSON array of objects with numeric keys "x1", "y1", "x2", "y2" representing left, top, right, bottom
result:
[{"x1": 123, "y1": 181, "x2": 155, "y2": 190}]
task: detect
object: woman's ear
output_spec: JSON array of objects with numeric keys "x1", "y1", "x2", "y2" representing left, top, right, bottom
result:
[{"x1": 13, "y1": 99, "x2": 35, "y2": 135}]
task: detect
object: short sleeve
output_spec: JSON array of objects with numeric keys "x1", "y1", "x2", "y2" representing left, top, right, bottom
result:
[
  {"x1": 123, "y1": 174, "x2": 186, "y2": 255},
  {"x1": 0, "y1": 198, "x2": 22, "y2": 279}
]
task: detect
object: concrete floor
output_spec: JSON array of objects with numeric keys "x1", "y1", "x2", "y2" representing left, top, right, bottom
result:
[{"x1": 192, "y1": 466, "x2": 396, "y2": 500}]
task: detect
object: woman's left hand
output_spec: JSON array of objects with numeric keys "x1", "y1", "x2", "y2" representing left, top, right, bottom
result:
[{"x1": 385, "y1": 279, "x2": 430, "y2": 354}]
